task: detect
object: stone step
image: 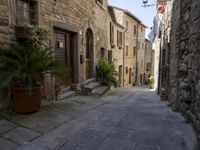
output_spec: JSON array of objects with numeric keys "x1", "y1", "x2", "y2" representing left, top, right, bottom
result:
[
  {"x1": 83, "y1": 81, "x2": 100, "y2": 90},
  {"x1": 92, "y1": 86, "x2": 110, "y2": 97},
  {"x1": 81, "y1": 80, "x2": 101, "y2": 96},
  {"x1": 57, "y1": 90, "x2": 78, "y2": 101},
  {"x1": 82, "y1": 78, "x2": 96, "y2": 85}
]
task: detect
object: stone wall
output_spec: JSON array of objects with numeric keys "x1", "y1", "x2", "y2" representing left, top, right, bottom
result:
[
  {"x1": 169, "y1": 0, "x2": 200, "y2": 143},
  {"x1": 0, "y1": 0, "x2": 15, "y2": 46}
]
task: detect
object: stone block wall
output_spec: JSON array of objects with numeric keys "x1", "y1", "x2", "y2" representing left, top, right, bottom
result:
[
  {"x1": 169, "y1": 0, "x2": 200, "y2": 143},
  {"x1": 0, "y1": 0, "x2": 15, "y2": 46}
]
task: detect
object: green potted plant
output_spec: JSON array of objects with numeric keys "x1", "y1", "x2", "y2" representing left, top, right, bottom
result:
[
  {"x1": 96, "y1": 59, "x2": 118, "y2": 87},
  {"x1": 149, "y1": 76, "x2": 154, "y2": 89},
  {"x1": 160, "y1": 88, "x2": 168, "y2": 101}
]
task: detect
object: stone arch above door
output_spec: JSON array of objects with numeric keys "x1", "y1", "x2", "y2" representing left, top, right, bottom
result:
[{"x1": 82, "y1": 21, "x2": 96, "y2": 81}]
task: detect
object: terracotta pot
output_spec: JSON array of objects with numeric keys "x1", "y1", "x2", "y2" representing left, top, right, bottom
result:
[
  {"x1": 71, "y1": 84, "x2": 81, "y2": 91},
  {"x1": 12, "y1": 86, "x2": 41, "y2": 114},
  {"x1": 160, "y1": 95, "x2": 168, "y2": 101}
]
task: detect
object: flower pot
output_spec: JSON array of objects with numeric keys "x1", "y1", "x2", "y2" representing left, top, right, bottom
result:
[
  {"x1": 71, "y1": 84, "x2": 81, "y2": 91},
  {"x1": 12, "y1": 86, "x2": 41, "y2": 114},
  {"x1": 160, "y1": 95, "x2": 167, "y2": 101}
]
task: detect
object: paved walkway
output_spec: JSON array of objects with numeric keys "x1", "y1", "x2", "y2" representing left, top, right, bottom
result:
[{"x1": 0, "y1": 87, "x2": 197, "y2": 150}]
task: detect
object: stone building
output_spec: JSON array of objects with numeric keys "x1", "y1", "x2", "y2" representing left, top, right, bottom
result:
[
  {"x1": 157, "y1": 0, "x2": 200, "y2": 144},
  {"x1": 144, "y1": 38, "x2": 153, "y2": 83},
  {"x1": 108, "y1": 6, "x2": 146, "y2": 87},
  {"x1": 158, "y1": 0, "x2": 172, "y2": 94},
  {"x1": 107, "y1": 6, "x2": 125, "y2": 87},
  {"x1": 0, "y1": 0, "x2": 110, "y2": 104},
  {"x1": 136, "y1": 23, "x2": 147, "y2": 85}
]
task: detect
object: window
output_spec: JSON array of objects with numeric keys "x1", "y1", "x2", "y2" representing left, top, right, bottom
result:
[
  {"x1": 16, "y1": 0, "x2": 37, "y2": 25},
  {"x1": 142, "y1": 43, "x2": 144, "y2": 50},
  {"x1": 97, "y1": 0, "x2": 103, "y2": 6},
  {"x1": 110, "y1": 22, "x2": 114, "y2": 46},
  {"x1": 125, "y1": 20, "x2": 129, "y2": 29},
  {"x1": 134, "y1": 25, "x2": 137, "y2": 35},
  {"x1": 138, "y1": 41, "x2": 140, "y2": 49},
  {"x1": 100, "y1": 47, "x2": 105, "y2": 58},
  {"x1": 141, "y1": 27, "x2": 143, "y2": 32},
  {"x1": 133, "y1": 46, "x2": 136, "y2": 56},
  {"x1": 117, "y1": 30, "x2": 123, "y2": 48},
  {"x1": 126, "y1": 45, "x2": 128, "y2": 56},
  {"x1": 108, "y1": 50, "x2": 112, "y2": 62}
]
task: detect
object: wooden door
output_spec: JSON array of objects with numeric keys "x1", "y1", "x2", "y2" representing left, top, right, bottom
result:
[
  {"x1": 129, "y1": 68, "x2": 132, "y2": 84},
  {"x1": 54, "y1": 30, "x2": 73, "y2": 85},
  {"x1": 85, "y1": 29, "x2": 93, "y2": 79},
  {"x1": 118, "y1": 66, "x2": 123, "y2": 86}
]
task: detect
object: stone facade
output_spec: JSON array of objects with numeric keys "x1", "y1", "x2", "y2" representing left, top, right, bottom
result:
[
  {"x1": 159, "y1": 0, "x2": 200, "y2": 144},
  {"x1": 0, "y1": 0, "x2": 110, "y2": 106},
  {"x1": 136, "y1": 24, "x2": 146, "y2": 85},
  {"x1": 144, "y1": 39, "x2": 153, "y2": 82},
  {"x1": 107, "y1": 6, "x2": 125, "y2": 87},
  {"x1": 110, "y1": 6, "x2": 146, "y2": 87}
]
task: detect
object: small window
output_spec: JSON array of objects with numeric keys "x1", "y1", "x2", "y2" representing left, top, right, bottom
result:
[
  {"x1": 138, "y1": 41, "x2": 140, "y2": 49},
  {"x1": 134, "y1": 25, "x2": 137, "y2": 35},
  {"x1": 110, "y1": 22, "x2": 114, "y2": 46},
  {"x1": 108, "y1": 50, "x2": 112, "y2": 62},
  {"x1": 133, "y1": 46, "x2": 136, "y2": 56},
  {"x1": 100, "y1": 47, "x2": 105, "y2": 58},
  {"x1": 16, "y1": 0, "x2": 37, "y2": 25},
  {"x1": 125, "y1": 20, "x2": 129, "y2": 29},
  {"x1": 126, "y1": 45, "x2": 128, "y2": 56},
  {"x1": 117, "y1": 30, "x2": 123, "y2": 48}
]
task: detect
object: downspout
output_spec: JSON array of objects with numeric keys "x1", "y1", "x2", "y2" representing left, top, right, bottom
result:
[
  {"x1": 123, "y1": 28, "x2": 128, "y2": 87},
  {"x1": 135, "y1": 22, "x2": 139, "y2": 84}
]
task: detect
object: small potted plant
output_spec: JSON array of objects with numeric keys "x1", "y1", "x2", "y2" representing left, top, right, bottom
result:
[{"x1": 160, "y1": 88, "x2": 168, "y2": 101}]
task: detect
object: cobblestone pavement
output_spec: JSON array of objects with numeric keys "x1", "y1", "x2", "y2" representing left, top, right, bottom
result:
[{"x1": 0, "y1": 87, "x2": 197, "y2": 150}]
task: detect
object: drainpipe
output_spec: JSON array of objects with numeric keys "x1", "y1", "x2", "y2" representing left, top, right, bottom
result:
[
  {"x1": 135, "y1": 22, "x2": 139, "y2": 84},
  {"x1": 123, "y1": 28, "x2": 128, "y2": 87}
]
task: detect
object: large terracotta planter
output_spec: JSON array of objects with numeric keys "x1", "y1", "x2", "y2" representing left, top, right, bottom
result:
[{"x1": 12, "y1": 86, "x2": 41, "y2": 114}]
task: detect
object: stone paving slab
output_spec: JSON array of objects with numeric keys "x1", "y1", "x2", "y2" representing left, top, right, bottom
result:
[
  {"x1": 0, "y1": 137, "x2": 18, "y2": 150},
  {"x1": 59, "y1": 128, "x2": 110, "y2": 150},
  {"x1": 0, "y1": 120, "x2": 16, "y2": 134},
  {"x1": 97, "y1": 138, "x2": 134, "y2": 150},
  {"x1": 3, "y1": 127, "x2": 41, "y2": 144},
  {"x1": 12, "y1": 116, "x2": 62, "y2": 134},
  {"x1": 33, "y1": 120, "x2": 88, "y2": 149},
  {"x1": 15, "y1": 142, "x2": 48, "y2": 150}
]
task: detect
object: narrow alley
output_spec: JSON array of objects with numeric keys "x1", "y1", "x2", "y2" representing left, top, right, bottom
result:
[{"x1": 0, "y1": 87, "x2": 197, "y2": 150}]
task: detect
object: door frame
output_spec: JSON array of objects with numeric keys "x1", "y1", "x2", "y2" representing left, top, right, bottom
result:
[
  {"x1": 82, "y1": 21, "x2": 96, "y2": 81},
  {"x1": 54, "y1": 30, "x2": 73, "y2": 84}
]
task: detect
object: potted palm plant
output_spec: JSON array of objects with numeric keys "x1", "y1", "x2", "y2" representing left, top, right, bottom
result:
[
  {"x1": 0, "y1": 25, "x2": 66, "y2": 114},
  {"x1": 0, "y1": 44, "x2": 66, "y2": 113}
]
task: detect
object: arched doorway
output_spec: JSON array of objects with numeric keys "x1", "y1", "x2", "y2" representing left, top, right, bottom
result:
[{"x1": 85, "y1": 29, "x2": 94, "y2": 79}]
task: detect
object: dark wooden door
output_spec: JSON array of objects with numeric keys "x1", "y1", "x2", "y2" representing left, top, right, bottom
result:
[
  {"x1": 85, "y1": 29, "x2": 93, "y2": 79},
  {"x1": 129, "y1": 68, "x2": 132, "y2": 84},
  {"x1": 54, "y1": 30, "x2": 73, "y2": 85}
]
